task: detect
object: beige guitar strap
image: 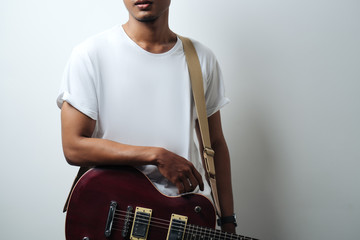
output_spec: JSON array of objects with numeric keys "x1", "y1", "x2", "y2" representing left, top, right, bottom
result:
[{"x1": 179, "y1": 36, "x2": 222, "y2": 218}]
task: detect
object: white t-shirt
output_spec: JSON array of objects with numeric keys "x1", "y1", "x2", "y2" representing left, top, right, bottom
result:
[{"x1": 57, "y1": 25, "x2": 229, "y2": 201}]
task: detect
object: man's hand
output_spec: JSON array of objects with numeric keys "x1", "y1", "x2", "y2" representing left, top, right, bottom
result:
[{"x1": 153, "y1": 148, "x2": 204, "y2": 194}]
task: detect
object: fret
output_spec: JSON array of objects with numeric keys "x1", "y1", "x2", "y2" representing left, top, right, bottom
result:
[
  {"x1": 191, "y1": 225, "x2": 196, "y2": 240},
  {"x1": 198, "y1": 226, "x2": 203, "y2": 240},
  {"x1": 203, "y1": 226, "x2": 210, "y2": 240},
  {"x1": 216, "y1": 229, "x2": 221, "y2": 240},
  {"x1": 229, "y1": 233, "x2": 237, "y2": 240},
  {"x1": 191, "y1": 225, "x2": 197, "y2": 240},
  {"x1": 212, "y1": 228, "x2": 218, "y2": 240},
  {"x1": 189, "y1": 225, "x2": 194, "y2": 240},
  {"x1": 208, "y1": 226, "x2": 215, "y2": 240},
  {"x1": 186, "y1": 224, "x2": 195, "y2": 240},
  {"x1": 194, "y1": 225, "x2": 199, "y2": 240},
  {"x1": 217, "y1": 229, "x2": 223, "y2": 240},
  {"x1": 184, "y1": 224, "x2": 190, "y2": 240},
  {"x1": 200, "y1": 226, "x2": 205, "y2": 240}
]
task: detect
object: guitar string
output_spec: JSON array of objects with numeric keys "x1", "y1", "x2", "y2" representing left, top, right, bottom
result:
[
  {"x1": 114, "y1": 212, "x2": 189, "y2": 231},
  {"x1": 113, "y1": 213, "x2": 196, "y2": 234},
  {"x1": 113, "y1": 209, "x2": 232, "y2": 238},
  {"x1": 114, "y1": 208, "x2": 246, "y2": 239},
  {"x1": 113, "y1": 214, "x2": 171, "y2": 229},
  {"x1": 113, "y1": 213, "x2": 250, "y2": 240},
  {"x1": 112, "y1": 214, "x2": 192, "y2": 235},
  {"x1": 115, "y1": 209, "x2": 172, "y2": 224},
  {"x1": 112, "y1": 220, "x2": 247, "y2": 240},
  {"x1": 184, "y1": 225, "x2": 249, "y2": 240},
  {"x1": 111, "y1": 215, "x2": 172, "y2": 233},
  {"x1": 115, "y1": 209, "x2": 210, "y2": 234},
  {"x1": 111, "y1": 212, "x2": 251, "y2": 240},
  {"x1": 185, "y1": 224, "x2": 240, "y2": 240}
]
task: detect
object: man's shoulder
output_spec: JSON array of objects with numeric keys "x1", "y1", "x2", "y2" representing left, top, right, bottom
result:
[
  {"x1": 181, "y1": 37, "x2": 218, "y2": 70},
  {"x1": 184, "y1": 37, "x2": 218, "y2": 63},
  {"x1": 73, "y1": 25, "x2": 122, "y2": 54}
]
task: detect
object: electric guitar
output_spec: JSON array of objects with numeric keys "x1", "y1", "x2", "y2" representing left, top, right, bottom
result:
[{"x1": 65, "y1": 166, "x2": 258, "y2": 240}]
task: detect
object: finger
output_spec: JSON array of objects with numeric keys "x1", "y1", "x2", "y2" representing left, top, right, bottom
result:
[
  {"x1": 192, "y1": 168, "x2": 204, "y2": 191},
  {"x1": 181, "y1": 175, "x2": 194, "y2": 193},
  {"x1": 187, "y1": 173, "x2": 199, "y2": 191},
  {"x1": 176, "y1": 181, "x2": 185, "y2": 194}
]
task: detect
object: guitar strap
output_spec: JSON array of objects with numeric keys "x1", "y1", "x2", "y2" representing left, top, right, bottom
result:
[
  {"x1": 63, "y1": 36, "x2": 222, "y2": 218},
  {"x1": 179, "y1": 36, "x2": 222, "y2": 218}
]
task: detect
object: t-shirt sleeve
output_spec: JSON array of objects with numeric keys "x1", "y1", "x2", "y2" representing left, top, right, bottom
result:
[
  {"x1": 204, "y1": 57, "x2": 230, "y2": 117},
  {"x1": 56, "y1": 45, "x2": 98, "y2": 120}
]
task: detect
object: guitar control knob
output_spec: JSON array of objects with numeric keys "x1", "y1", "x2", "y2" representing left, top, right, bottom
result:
[
  {"x1": 194, "y1": 206, "x2": 202, "y2": 213},
  {"x1": 83, "y1": 237, "x2": 90, "y2": 240}
]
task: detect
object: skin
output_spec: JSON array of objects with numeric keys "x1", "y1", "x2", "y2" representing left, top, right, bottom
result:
[{"x1": 61, "y1": 0, "x2": 236, "y2": 233}]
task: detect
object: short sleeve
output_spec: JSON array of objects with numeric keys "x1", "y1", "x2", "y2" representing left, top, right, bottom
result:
[
  {"x1": 204, "y1": 58, "x2": 230, "y2": 117},
  {"x1": 56, "y1": 45, "x2": 98, "y2": 120}
]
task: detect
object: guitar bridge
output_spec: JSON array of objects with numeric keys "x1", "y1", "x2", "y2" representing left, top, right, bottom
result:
[{"x1": 105, "y1": 201, "x2": 117, "y2": 237}]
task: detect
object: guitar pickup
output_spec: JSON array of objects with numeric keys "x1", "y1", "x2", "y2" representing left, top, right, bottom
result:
[
  {"x1": 167, "y1": 214, "x2": 188, "y2": 240},
  {"x1": 130, "y1": 207, "x2": 152, "y2": 240}
]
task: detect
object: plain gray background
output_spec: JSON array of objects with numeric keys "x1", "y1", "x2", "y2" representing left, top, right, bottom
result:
[{"x1": 1, "y1": 0, "x2": 359, "y2": 239}]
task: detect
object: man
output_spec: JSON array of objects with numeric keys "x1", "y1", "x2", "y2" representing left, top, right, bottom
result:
[{"x1": 58, "y1": 0, "x2": 236, "y2": 233}]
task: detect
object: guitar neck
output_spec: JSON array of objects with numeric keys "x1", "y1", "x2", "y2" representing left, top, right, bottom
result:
[{"x1": 185, "y1": 224, "x2": 258, "y2": 240}]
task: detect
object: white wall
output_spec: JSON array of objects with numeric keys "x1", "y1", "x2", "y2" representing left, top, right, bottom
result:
[{"x1": 1, "y1": 0, "x2": 359, "y2": 239}]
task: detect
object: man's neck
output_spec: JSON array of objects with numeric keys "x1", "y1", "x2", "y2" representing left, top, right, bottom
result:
[{"x1": 123, "y1": 15, "x2": 177, "y2": 54}]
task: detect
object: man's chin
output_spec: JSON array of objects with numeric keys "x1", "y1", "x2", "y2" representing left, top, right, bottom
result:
[
  {"x1": 136, "y1": 16, "x2": 158, "y2": 23},
  {"x1": 132, "y1": 11, "x2": 159, "y2": 23}
]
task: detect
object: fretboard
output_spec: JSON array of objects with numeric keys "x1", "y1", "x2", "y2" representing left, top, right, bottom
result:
[{"x1": 184, "y1": 224, "x2": 258, "y2": 240}]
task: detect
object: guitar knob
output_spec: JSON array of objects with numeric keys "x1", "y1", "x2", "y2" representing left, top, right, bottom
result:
[
  {"x1": 83, "y1": 237, "x2": 90, "y2": 240},
  {"x1": 194, "y1": 206, "x2": 202, "y2": 213}
]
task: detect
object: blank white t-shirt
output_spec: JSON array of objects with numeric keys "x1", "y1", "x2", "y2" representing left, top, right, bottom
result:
[{"x1": 57, "y1": 25, "x2": 229, "y2": 201}]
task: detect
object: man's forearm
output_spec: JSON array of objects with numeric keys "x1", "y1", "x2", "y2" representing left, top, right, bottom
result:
[
  {"x1": 62, "y1": 136, "x2": 159, "y2": 167},
  {"x1": 195, "y1": 111, "x2": 236, "y2": 233},
  {"x1": 213, "y1": 139, "x2": 236, "y2": 233},
  {"x1": 213, "y1": 139, "x2": 234, "y2": 217}
]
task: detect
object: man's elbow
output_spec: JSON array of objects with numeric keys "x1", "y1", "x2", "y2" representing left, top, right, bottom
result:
[{"x1": 62, "y1": 144, "x2": 84, "y2": 166}]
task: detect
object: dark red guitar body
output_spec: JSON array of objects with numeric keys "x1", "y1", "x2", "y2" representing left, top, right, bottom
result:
[{"x1": 65, "y1": 166, "x2": 216, "y2": 240}]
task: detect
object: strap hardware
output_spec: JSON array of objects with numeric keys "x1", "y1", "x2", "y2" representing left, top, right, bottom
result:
[
  {"x1": 203, "y1": 147, "x2": 215, "y2": 157},
  {"x1": 203, "y1": 147, "x2": 216, "y2": 177}
]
